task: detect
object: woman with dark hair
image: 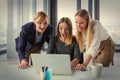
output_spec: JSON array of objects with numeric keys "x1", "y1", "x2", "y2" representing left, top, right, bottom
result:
[{"x1": 47, "y1": 17, "x2": 83, "y2": 67}]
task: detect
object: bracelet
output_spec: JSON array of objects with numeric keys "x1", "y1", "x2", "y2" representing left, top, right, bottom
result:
[{"x1": 82, "y1": 63, "x2": 87, "y2": 67}]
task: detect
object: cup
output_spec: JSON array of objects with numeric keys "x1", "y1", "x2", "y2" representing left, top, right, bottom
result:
[
  {"x1": 40, "y1": 71, "x2": 45, "y2": 80},
  {"x1": 87, "y1": 63, "x2": 103, "y2": 78},
  {"x1": 45, "y1": 69, "x2": 52, "y2": 80}
]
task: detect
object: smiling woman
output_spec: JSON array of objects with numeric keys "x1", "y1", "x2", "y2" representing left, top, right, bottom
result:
[
  {"x1": 47, "y1": 17, "x2": 83, "y2": 67},
  {"x1": 15, "y1": 11, "x2": 53, "y2": 69},
  {"x1": 75, "y1": 9, "x2": 115, "y2": 70}
]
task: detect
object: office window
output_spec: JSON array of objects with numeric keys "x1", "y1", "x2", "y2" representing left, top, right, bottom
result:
[
  {"x1": 6, "y1": 0, "x2": 44, "y2": 59},
  {"x1": 57, "y1": 0, "x2": 77, "y2": 35},
  {"x1": 0, "y1": 0, "x2": 7, "y2": 44},
  {"x1": 100, "y1": 0, "x2": 120, "y2": 44}
]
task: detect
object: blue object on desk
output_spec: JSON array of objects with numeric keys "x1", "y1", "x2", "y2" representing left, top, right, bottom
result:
[
  {"x1": 81, "y1": 69, "x2": 87, "y2": 71},
  {"x1": 45, "y1": 66, "x2": 48, "y2": 71},
  {"x1": 45, "y1": 70, "x2": 52, "y2": 80}
]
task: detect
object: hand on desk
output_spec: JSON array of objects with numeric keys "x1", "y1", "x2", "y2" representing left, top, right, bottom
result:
[
  {"x1": 71, "y1": 58, "x2": 79, "y2": 67},
  {"x1": 18, "y1": 59, "x2": 30, "y2": 69},
  {"x1": 75, "y1": 63, "x2": 87, "y2": 70}
]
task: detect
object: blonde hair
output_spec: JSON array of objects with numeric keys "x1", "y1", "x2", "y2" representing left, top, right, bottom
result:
[
  {"x1": 34, "y1": 11, "x2": 48, "y2": 23},
  {"x1": 57, "y1": 17, "x2": 72, "y2": 45},
  {"x1": 75, "y1": 9, "x2": 93, "y2": 53}
]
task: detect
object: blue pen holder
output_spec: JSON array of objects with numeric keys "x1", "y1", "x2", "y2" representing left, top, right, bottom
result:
[{"x1": 45, "y1": 69, "x2": 52, "y2": 80}]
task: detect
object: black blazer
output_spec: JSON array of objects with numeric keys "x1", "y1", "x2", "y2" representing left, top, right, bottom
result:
[{"x1": 15, "y1": 22, "x2": 53, "y2": 61}]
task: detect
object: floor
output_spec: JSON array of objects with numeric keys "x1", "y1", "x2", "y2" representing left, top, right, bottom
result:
[{"x1": 0, "y1": 52, "x2": 120, "y2": 67}]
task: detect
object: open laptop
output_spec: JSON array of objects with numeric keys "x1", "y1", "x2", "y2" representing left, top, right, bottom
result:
[{"x1": 31, "y1": 54, "x2": 72, "y2": 75}]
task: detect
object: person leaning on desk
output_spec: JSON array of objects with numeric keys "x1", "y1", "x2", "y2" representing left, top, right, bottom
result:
[
  {"x1": 47, "y1": 17, "x2": 83, "y2": 67},
  {"x1": 74, "y1": 9, "x2": 115, "y2": 70},
  {"x1": 15, "y1": 11, "x2": 53, "y2": 69}
]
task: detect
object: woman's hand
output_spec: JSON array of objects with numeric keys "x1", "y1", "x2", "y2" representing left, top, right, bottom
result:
[
  {"x1": 75, "y1": 54, "x2": 91, "y2": 70},
  {"x1": 18, "y1": 59, "x2": 29, "y2": 69},
  {"x1": 75, "y1": 63, "x2": 87, "y2": 70},
  {"x1": 71, "y1": 58, "x2": 79, "y2": 67}
]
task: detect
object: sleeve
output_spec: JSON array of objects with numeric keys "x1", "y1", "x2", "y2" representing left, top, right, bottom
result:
[
  {"x1": 16, "y1": 25, "x2": 28, "y2": 61},
  {"x1": 87, "y1": 21, "x2": 109, "y2": 57},
  {"x1": 47, "y1": 36, "x2": 55, "y2": 54},
  {"x1": 74, "y1": 38, "x2": 83, "y2": 63}
]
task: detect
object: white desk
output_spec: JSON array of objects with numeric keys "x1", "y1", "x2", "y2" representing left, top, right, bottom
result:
[{"x1": 0, "y1": 61, "x2": 120, "y2": 80}]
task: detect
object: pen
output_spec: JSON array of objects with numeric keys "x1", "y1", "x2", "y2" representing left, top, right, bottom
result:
[
  {"x1": 41, "y1": 65, "x2": 45, "y2": 80},
  {"x1": 42, "y1": 66, "x2": 45, "y2": 72},
  {"x1": 45, "y1": 66, "x2": 48, "y2": 72}
]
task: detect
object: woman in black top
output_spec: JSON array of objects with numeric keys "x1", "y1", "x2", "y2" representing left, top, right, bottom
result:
[{"x1": 47, "y1": 17, "x2": 83, "y2": 67}]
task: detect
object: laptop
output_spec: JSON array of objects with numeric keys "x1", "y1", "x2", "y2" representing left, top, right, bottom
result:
[{"x1": 31, "y1": 54, "x2": 72, "y2": 75}]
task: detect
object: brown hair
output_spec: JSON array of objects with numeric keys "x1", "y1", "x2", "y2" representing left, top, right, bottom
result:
[
  {"x1": 57, "y1": 17, "x2": 73, "y2": 45},
  {"x1": 34, "y1": 11, "x2": 48, "y2": 23},
  {"x1": 75, "y1": 9, "x2": 93, "y2": 53}
]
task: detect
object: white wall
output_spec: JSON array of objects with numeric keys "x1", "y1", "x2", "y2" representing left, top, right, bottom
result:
[
  {"x1": 57, "y1": 0, "x2": 77, "y2": 35},
  {"x1": 81, "y1": 0, "x2": 88, "y2": 11},
  {"x1": 36, "y1": 0, "x2": 43, "y2": 12}
]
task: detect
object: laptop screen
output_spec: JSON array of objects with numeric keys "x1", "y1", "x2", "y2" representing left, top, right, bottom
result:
[{"x1": 31, "y1": 54, "x2": 72, "y2": 75}]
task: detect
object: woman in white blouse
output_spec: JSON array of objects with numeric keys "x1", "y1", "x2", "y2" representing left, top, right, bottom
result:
[{"x1": 74, "y1": 9, "x2": 115, "y2": 70}]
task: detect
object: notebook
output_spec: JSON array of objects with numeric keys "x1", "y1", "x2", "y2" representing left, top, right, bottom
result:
[{"x1": 31, "y1": 54, "x2": 72, "y2": 75}]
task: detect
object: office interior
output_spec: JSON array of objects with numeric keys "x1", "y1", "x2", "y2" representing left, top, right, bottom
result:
[{"x1": 0, "y1": 0, "x2": 120, "y2": 66}]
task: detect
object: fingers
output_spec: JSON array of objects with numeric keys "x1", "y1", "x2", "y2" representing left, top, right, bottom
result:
[
  {"x1": 18, "y1": 59, "x2": 29, "y2": 69},
  {"x1": 75, "y1": 64, "x2": 86, "y2": 70},
  {"x1": 18, "y1": 63, "x2": 28, "y2": 69},
  {"x1": 71, "y1": 58, "x2": 79, "y2": 67},
  {"x1": 76, "y1": 64, "x2": 82, "y2": 70}
]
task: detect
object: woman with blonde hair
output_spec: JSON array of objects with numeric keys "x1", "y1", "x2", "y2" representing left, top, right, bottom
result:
[
  {"x1": 75, "y1": 9, "x2": 115, "y2": 70},
  {"x1": 15, "y1": 11, "x2": 53, "y2": 69}
]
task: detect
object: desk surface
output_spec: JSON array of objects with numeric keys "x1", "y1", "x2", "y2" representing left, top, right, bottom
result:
[{"x1": 0, "y1": 60, "x2": 120, "y2": 80}]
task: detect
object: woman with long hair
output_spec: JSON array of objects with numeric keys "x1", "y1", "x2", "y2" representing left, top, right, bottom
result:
[
  {"x1": 75, "y1": 9, "x2": 115, "y2": 70},
  {"x1": 47, "y1": 17, "x2": 83, "y2": 67}
]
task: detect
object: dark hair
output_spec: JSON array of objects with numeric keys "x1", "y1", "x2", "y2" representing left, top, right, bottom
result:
[{"x1": 57, "y1": 17, "x2": 73, "y2": 45}]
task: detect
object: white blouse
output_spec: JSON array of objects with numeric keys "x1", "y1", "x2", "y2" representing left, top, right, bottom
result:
[{"x1": 83, "y1": 20, "x2": 110, "y2": 57}]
